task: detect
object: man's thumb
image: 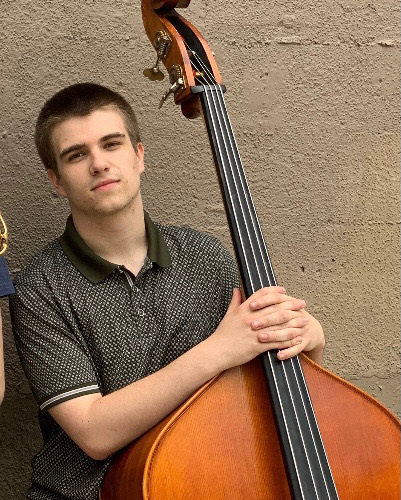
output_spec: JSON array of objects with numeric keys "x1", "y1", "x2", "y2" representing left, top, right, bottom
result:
[{"x1": 226, "y1": 287, "x2": 243, "y2": 313}]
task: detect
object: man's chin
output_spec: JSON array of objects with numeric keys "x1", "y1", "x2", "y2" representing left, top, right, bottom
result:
[{"x1": 89, "y1": 199, "x2": 136, "y2": 217}]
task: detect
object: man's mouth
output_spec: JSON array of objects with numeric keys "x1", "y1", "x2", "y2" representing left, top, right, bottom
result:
[{"x1": 92, "y1": 179, "x2": 119, "y2": 191}]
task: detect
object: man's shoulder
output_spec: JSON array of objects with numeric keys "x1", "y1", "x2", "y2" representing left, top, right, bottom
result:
[
  {"x1": 156, "y1": 221, "x2": 232, "y2": 262},
  {"x1": 13, "y1": 238, "x2": 68, "y2": 287}
]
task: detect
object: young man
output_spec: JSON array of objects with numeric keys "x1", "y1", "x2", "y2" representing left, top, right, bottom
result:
[
  {"x1": 0, "y1": 255, "x2": 15, "y2": 403},
  {"x1": 10, "y1": 83, "x2": 325, "y2": 499}
]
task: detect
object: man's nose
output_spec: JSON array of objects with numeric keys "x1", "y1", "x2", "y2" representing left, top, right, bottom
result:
[{"x1": 89, "y1": 150, "x2": 110, "y2": 175}]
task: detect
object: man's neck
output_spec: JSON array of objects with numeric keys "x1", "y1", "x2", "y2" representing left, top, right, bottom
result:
[{"x1": 71, "y1": 202, "x2": 148, "y2": 276}]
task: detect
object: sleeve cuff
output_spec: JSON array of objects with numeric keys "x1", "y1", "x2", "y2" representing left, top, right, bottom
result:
[{"x1": 39, "y1": 383, "x2": 100, "y2": 412}]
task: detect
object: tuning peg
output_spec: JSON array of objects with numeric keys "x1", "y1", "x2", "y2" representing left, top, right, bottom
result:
[
  {"x1": 159, "y1": 78, "x2": 184, "y2": 108},
  {"x1": 143, "y1": 31, "x2": 171, "y2": 82},
  {"x1": 143, "y1": 66, "x2": 165, "y2": 82},
  {"x1": 158, "y1": 65, "x2": 184, "y2": 108}
]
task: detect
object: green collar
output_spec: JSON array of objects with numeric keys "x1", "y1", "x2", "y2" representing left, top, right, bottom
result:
[{"x1": 58, "y1": 212, "x2": 172, "y2": 283}]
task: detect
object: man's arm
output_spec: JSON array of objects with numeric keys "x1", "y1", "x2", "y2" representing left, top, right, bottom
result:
[
  {"x1": 49, "y1": 335, "x2": 225, "y2": 460},
  {"x1": 49, "y1": 286, "x2": 325, "y2": 460}
]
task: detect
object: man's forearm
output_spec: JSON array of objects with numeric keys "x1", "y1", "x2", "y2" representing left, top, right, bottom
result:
[{"x1": 50, "y1": 337, "x2": 221, "y2": 460}]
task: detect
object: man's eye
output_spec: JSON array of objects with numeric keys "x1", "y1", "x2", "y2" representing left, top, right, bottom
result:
[
  {"x1": 104, "y1": 141, "x2": 121, "y2": 149},
  {"x1": 68, "y1": 152, "x2": 85, "y2": 162}
]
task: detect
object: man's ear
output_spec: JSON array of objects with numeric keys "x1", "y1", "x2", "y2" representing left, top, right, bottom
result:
[
  {"x1": 135, "y1": 143, "x2": 145, "y2": 174},
  {"x1": 47, "y1": 169, "x2": 67, "y2": 197}
]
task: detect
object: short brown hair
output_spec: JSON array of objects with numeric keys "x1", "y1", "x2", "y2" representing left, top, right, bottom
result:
[{"x1": 35, "y1": 83, "x2": 141, "y2": 173}]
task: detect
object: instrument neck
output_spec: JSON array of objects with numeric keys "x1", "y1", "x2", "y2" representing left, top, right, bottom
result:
[{"x1": 198, "y1": 87, "x2": 277, "y2": 298}]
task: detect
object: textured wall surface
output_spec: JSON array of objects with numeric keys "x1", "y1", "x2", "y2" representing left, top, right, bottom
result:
[{"x1": 0, "y1": 0, "x2": 399, "y2": 498}]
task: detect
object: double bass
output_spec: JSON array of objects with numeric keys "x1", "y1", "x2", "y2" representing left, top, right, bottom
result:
[{"x1": 101, "y1": 1, "x2": 400, "y2": 498}]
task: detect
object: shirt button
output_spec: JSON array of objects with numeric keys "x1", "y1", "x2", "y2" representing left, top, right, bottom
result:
[{"x1": 137, "y1": 309, "x2": 145, "y2": 317}]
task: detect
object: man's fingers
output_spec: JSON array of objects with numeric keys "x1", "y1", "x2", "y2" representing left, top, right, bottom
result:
[
  {"x1": 254, "y1": 309, "x2": 305, "y2": 329},
  {"x1": 249, "y1": 292, "x2": 305, "y2": 312},
  {"x1": 252, "y1": 286, "x2": 287, "y2": 297},
  {"x1": 247, "y1": 286, "x2": 286, "y2": 309},
  {"x1": 248, "y1": 294, "x2": 301, "y2": 313},
  {"x1": 256, "y1": 327, "x2": 308, "y2": 359},
  {"x1": 258, "y1": 328, "x2": 303, "y2": 344},
  {"x1": 276, "y1": 342, "x2": 304, "y2": 361},
  {"x1": 258, "y1": 335, "x2": 304, "y2": 353},
  {"x1": 252, "y1": 313, "x2": 309, "y2": 331}
]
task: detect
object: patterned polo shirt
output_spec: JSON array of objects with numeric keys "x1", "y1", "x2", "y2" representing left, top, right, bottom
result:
[{"x1": 10, "y1": 212, "x2": 239, "y2": 500}]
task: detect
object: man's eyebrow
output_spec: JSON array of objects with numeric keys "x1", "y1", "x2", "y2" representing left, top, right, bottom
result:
[
  {"x1": 100, "y1": 132, "x2": 126, "y2": 142},
  {"x1": 59, "y1": 143, "x2": 85, "y2": 159},
  {"x1": 59, "y1": 133, "x2": 126, "y2": 159}
]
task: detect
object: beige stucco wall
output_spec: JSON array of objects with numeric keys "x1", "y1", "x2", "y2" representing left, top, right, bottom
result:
[{"x1": 0, "y1": 0, "x2": 399, "y2": 497}]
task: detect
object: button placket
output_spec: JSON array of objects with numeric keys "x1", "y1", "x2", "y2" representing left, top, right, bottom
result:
[{"x1": 119, "y1": 266, "x2": 145, "y2": 318}]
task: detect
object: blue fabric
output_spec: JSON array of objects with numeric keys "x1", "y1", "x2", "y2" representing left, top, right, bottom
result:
[{"x1": 0, "y1": 257, "x2": 15, "y2": 297}]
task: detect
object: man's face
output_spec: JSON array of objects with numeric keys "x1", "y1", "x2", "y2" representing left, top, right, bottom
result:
[{"x1": 48, "y1": 107, "x2": 145, "y2": 218}]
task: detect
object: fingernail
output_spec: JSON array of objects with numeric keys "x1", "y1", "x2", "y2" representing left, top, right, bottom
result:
[
  {"x1": 253, "y1": 320, "x2": 261, "y2": 328},
  {"x1": 250, "y1": 301, "x2": 258, "y2": 309}
]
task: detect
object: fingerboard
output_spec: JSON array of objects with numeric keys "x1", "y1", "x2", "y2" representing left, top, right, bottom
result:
[{"x1": 197, "y1": 85, "x2": 340, "y2": 500}]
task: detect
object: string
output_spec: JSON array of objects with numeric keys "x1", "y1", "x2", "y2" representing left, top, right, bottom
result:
[
  {"x1": 187, "y1": 46, "x2": 338, "y2": 499},
  {"x1": 292, "y1": 356, "x2": 339, "y2": 497},
  {"x1": 186, "y1": 49, "x2": 310, "y2": 499},
  {"x1": 190, "y1": 59, "x2": 262, "y2": 292},
  {"x1": 291, "y1": 358, "x2": 338, "y2": 498},
  {"x1": 189, "y1": 50, "x2": 276, "y2": 288},
  {"x1": 191, "y1": 59, "x2": 264, "y2": 292}
]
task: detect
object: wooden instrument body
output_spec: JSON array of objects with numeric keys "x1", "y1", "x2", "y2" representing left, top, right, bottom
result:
[{"x1": 101, "y1": 354, "x2": 400, "y2": 499}]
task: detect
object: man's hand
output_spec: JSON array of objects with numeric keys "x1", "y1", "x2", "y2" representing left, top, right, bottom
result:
[{"x1": 206, "y1": 287, "x2": 325, "y2": 371}]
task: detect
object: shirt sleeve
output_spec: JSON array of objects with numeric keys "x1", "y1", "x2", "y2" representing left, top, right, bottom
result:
[
  {"x1": 9, "y1": 278, "x2": 100, "y2": 412},
  {"x1": 0, "y1": 257, "x2": 15, "y2": 297}
]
